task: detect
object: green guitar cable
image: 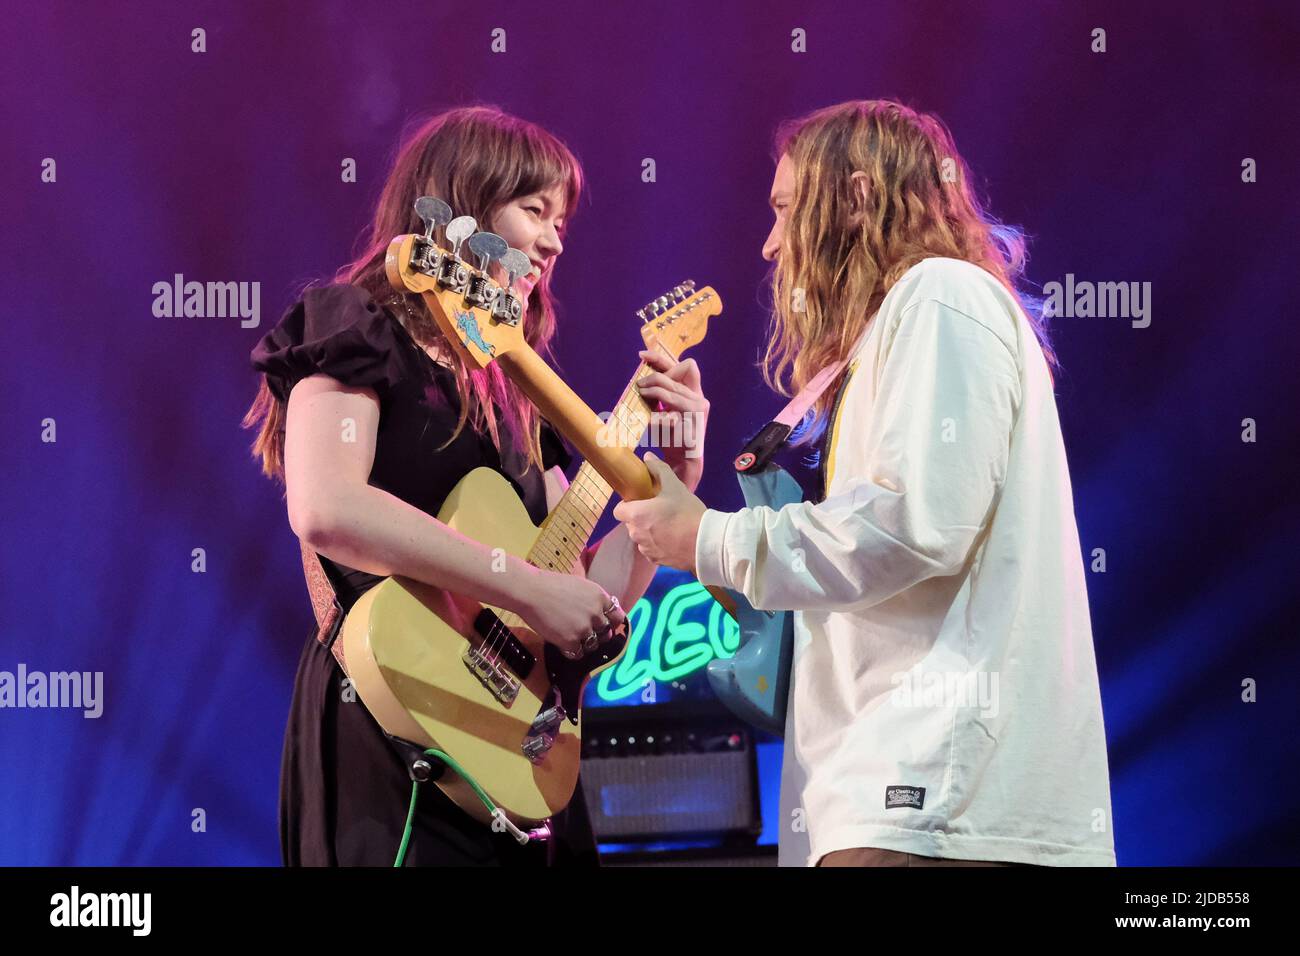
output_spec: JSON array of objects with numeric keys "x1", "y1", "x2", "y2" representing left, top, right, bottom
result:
[{"x1": 394, "y1": 747, "x2": 531, "y2": 866}]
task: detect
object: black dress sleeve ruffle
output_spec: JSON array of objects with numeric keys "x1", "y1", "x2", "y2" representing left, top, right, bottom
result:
[{"x1": 251, "y1": 285, "x2": 402, "y2": 403}]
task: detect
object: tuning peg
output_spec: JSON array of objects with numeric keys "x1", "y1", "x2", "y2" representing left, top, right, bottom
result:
[
  {"x1": 445, "y1": 216, "x2": 477, "y2": 259},
  {"x1": 682, "y1": 279, "x2": 696, "y2": 291},
  {"x1": 500, "y1": 248, "x2": 531, "y2": 290},
  {"x1": 466, "y1": 231, "x2": 508, "y2": 273},
  {"x1": 414, "y1": 197, "x2": 453, "y2": 242}
]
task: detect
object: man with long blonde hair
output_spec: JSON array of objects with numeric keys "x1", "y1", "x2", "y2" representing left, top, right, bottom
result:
[{"x1": 616, "y1": 100, "x2": 1116, "y2": 867}]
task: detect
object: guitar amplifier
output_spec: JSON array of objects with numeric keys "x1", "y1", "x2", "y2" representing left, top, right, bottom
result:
[{"x1": 578, "y1": 703, "x2": 763, "y2": 841}]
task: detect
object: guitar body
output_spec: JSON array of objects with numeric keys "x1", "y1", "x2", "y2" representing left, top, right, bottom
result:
[
  {"x1": 366, "y1": 215, "x2": 726, "y2": 827},
  {"x1": 341, "y1": 467, "x2": 620, "y2": 826},
  {"x1": 705, "y1": 464, "x2": 803, "y2": 737}
]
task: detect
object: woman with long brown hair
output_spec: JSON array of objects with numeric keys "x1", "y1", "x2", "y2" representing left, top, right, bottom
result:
[
  {"x1": 616, "y1": 99, "x2": 1115, "y2": 868},
  {"x1": 244, "y1": 105, "x2": 708, "y2": 866}
]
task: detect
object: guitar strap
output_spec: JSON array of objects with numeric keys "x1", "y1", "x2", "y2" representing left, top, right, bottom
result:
[
  {"x1": 815, "y1": 357, "x2": 860, "y2": 503},
  {"x1": 732, "y1": 325, "x2": 870, "y2": 477},
  {"x1": 299, "y1": 540, "x2": 350, "y2": 675},
  {"x1": 298, "y1": 540, "x2": 447, "y2": 788}
]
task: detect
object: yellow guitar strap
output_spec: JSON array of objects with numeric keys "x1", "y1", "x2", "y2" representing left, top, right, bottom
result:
[{"x1": 821, "y1": 358, "x2": 860, "y2": 495}]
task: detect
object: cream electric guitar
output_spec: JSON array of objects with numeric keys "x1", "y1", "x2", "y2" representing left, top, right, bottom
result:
[{"x1": 339, "y1": 198, "x2": 724, "y2": 827}]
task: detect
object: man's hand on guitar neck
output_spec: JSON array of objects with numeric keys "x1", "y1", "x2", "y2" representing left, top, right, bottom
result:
[{"x1": 613, "y1": 453, "x2": 706, "y2": 574}]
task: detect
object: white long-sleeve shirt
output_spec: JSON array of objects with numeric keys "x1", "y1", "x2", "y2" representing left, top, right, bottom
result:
[{"x1": 696, "y1": 257, "x2": 1116, "y2": 866}]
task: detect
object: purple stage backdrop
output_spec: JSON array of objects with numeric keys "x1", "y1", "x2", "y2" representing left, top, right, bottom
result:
[{"x1": 2, "y1": 0, "x2": 1297, "y2": 865}]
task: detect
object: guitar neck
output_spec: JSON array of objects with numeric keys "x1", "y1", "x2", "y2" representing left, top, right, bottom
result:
[
  {"x1": 526, "y1": 347, "x2": 666, "y2": 574},
  {"x1": 394, "y1": 238, "x2": 737, "y2": 620},
  {"x1": 521, "y1": 342, "x2": 739, "y2": 622},
  {"x1": 498, "y1": 346, "x2": 657, "y2": 502}
]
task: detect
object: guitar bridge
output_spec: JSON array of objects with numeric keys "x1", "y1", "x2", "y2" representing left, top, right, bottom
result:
[
  {"x1": 462, "y1": 646, "x2": 520, "y2": 705},
  {"x1": 521, "y1": 704, "x2": 567, "y2": 763}
]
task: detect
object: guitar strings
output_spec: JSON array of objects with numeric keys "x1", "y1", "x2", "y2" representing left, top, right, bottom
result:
[
  {"x1": 475, "y1": 358, "x2": 659, "y2": 678},
  {"x1": 476, "y1": 466, "x2": 609, "y2": 674},
  {"x1": 477, "y1": 366, "x2": 644, "y2": 671}
]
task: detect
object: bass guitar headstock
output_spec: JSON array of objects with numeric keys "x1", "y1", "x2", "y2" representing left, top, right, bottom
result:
[
  {"x1": 384, "y1": 196, "x2": 533, "y2": 369},
  {"x1": 387, "y1": 196, "x2": 725, "y2": 373}
]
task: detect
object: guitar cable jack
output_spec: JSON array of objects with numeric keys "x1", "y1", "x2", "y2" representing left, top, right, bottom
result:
[{"x1": 395, "y1": 747, "x2": 551, "y2": 866}]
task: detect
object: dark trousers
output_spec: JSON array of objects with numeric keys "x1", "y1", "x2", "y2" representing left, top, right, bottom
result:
[{"x1": 817, "y1": 847, "x2": 1027, "y2": 867}]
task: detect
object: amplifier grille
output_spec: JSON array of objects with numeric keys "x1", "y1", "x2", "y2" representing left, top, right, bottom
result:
[
  {"x1": 581, "y1": 751, "x2": 756, "y2": 837},
  {"x1": 578, "y1": 709, "x2": 762, "y2": 841}
]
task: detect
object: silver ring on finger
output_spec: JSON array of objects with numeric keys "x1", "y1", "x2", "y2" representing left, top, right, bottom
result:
[
  {"x1": 583, "y1": 631, "x2": 600, "y2": 653},
  {"x1": 602, "y1": 596, "x2": 620, "y2": 615}
]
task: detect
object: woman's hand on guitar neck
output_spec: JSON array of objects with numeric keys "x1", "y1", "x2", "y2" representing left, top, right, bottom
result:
[
  {"x1": 635, "y1": 350, "x2": 708, "y2": 493},
  {"x1": 515, "y1": 570, "x2": 628, "y2": 660}
]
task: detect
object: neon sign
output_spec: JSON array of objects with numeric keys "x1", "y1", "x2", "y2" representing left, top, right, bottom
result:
[{"x1": 594, "y1": 581, "x2": 739, "y2": 702}]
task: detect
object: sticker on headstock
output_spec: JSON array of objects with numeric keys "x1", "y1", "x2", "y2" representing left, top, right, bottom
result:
[{"x1": 456, "y1": 310, "x2": 496, "y2": 357}]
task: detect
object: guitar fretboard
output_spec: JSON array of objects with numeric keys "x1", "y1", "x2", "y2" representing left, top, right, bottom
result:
[
  {"x1": 534, "y1": 352, "x2": 663, "y2": 568},
  {"x1": 492, "y1": 349, "x2": 668, "y2": 627}
]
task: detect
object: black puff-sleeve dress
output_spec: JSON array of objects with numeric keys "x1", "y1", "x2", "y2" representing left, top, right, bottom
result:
[{"x1": 251, "y1": 284, "x2": 598, "y2": 867}]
